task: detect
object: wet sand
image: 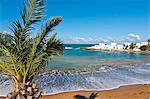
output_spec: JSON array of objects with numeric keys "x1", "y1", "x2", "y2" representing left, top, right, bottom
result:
[{"x1": 42, "y1": 84, "x2": 150, "y2": 99}]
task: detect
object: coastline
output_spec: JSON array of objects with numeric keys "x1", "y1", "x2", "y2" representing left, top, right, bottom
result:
[
  {"x1": 42, "y1": 84, "x2": 150, "y2": 99},
  {"x1": 0, "y1": 84, "x2": 149, "y2": 99},
  {"x1": 0, "y1": 62, "x2": 150, "y2": 96},
  {"x1": 80, "y1": 47, "x2": 150, "y2": 54}
]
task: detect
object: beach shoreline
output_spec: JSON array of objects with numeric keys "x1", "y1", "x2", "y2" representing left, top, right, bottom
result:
[
  {"x1": 42, "y1": 84, "x2": 150, "y2": 99},
  {"x1": 80, "y1": 47, "x2": 150, "y2": 54},
  {"x1": 0, "y1": 83, "x2": 149, "y2": 99},
  {"x1": 0, "y1": 62, "x2": 149, "y2": 97}
]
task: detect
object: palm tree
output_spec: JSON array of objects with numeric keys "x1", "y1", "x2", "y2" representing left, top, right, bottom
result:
[
  {"x1": 147, "y1": 39, "x2": 150, "y2": 51},
  {"x1": 129, "y1": 43, "x2": 136, "y2": 50},
  {"x1": 148, "y1": 39, "x2": 150, "y2": 45},
  {"x1": 0, "y1": 0, "x2": 62, "y2": 98},
  {"x1": 139, "y1": 45, "x2": 147, "y2": 51}
]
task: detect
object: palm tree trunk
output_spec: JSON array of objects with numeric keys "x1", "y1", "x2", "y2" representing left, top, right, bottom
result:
[{"x1": 6, "y1": 82, "x2": 42, "y2": 99}]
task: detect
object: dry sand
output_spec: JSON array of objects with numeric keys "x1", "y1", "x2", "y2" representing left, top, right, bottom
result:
[
  {"x1": 42, "y1": 84, "x2": 150, "y2": 99},
  {"x1": 0, "y1": 84, "x2": 149, "y2": 99}
]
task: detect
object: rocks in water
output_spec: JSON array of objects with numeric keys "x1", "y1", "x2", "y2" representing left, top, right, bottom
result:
[{"x1": 99, "y1": 65, "x2": 114, "y2": 72}]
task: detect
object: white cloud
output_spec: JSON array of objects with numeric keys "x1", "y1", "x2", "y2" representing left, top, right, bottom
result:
[
  {"x1": 128, "y1": 33, "x2": 140, "y2": 40},
  {"x1": 64, "y1": 37, "x2": 116, "y2": 44},
  {"x1": 63, "y1": 33, "x2": 142, "y2": 44},
  {"x1": 98, "y1": 37, "x2": 116, "y2": 43},
  {"x1": 63, "y1": 37, "x2": 97, "y2": 44},
  {"x1": 64, "y1": 36, "x2": 122, "y2": 44}
]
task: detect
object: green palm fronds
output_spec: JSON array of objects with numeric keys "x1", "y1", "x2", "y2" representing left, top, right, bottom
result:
[
  {"x1": 129, "y1": 43, "x2": 136, "y2": 50},
  {"x1": 0, "y1": 0, "x2": 63, "y2": 85}
]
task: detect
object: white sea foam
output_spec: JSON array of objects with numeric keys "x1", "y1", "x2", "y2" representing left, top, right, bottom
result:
[
  {"x1": 99, "y1": 65, "x2": 114, "y2": 72},
  {"x1": 0, "y1": 63, "x2": 150, "y2": 96},
  {"x1": 145, "y1": 63, "x2": 150, "y2": 65},
  {"x1": 65, "y1": 47, "x2": 73, "y2": 49}
]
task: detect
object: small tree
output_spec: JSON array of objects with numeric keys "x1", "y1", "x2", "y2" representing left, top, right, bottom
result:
[
  {"x1": 124, "y1": 45, "x2": 128, "y2": 50},
  {"x1": 0, "y1": 0, "x2": 63, "y2": 98},
  {"x1": 129, "y1": 43, "x2": 136, "y2": 50},
  {"x1": 147, "y1": 39, "x2": 150, "y2": 51},
  {"x1": 139, "y1": 45, "x2": 148, "y2": 51},
  {"x1": 147, "y1": 39, "x2": 150, "y2": 45}
]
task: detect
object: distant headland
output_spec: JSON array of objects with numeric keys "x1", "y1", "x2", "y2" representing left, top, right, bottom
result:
[{"x1": 81, "y1": 39, "x2": 150, "y2": 54}]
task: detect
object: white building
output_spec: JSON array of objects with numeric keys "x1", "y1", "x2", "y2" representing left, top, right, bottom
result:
[
  {"x1": 98, "y1": 43, "x2": 105, "y2": 49},
  {"x1": 88, "y1": 41, "x2": 148, "y2": 51},
  {"x1": 110, "y1": 43, "x2": 117, "y2": 50},
  {"x1": 136, "y1": 42, "x2": 148, "y2": 48},
  {"x1": 141, "y1": 42, "x2": 148, "y2": 45},
  {"x1": 116, "y1": 45, "x2": 124, "y2": 50}
]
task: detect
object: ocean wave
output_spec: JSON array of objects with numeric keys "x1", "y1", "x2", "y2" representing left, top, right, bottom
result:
[
  {"x1": 145, "y1": 63, "x2": 150, "y2": 65},
  {"x1": 65, "y1": 47, "x2": 80, "y2": 50},
  {"x1": 0, "y1": 63, "x2": 150, "y2": 96},
  {"x1": 65, "y1": 47, "x2": 73, "y2": 49}
]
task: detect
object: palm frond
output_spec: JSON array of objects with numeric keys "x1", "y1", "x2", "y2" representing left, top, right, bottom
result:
[
  {"x1": 0, "y1": 34, "x2": 19, "y2": 83},
  {"x1": 26, "y1": 17, "x2": 62, "y2": 67},
  {"x1": 22, "y1": 18, "x2": 62, "y2": 83},
  {"x1": 0, "y1": 0, "x2": 63, "y2": 85},
  {"x1": 28, "y1": 33, "x2": 63, "y2": 80},
  {"x1": 10, "y1": 20, "x2": 31, "y2": 71},
  {"x1": 44, "y1": 33, "x2": 63, "y2": 56},
  {"x1": 21, "y1": 0, "x2": 45, "y2": 28},
  {"x1": 36, "y1": 17, "x2": 62, "y2": 46},
  {"x1": 9, "y1": 0, "x2": 45, "y2": 62}
]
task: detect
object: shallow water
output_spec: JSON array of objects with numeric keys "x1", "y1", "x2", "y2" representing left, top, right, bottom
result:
[
  {"x1": 47, "y1": 44, "x2": 150, "y2": 69},
  {"x1": 0, "y1": 63, "x2": 150, "y2": 96},
  {"x1": 35, "y1": 63, "x2": 150, "y2": 94}
]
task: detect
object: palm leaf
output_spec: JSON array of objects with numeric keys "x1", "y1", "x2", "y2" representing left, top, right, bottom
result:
[
  {"x1": 0, "y1": 0, "x2": 63, "y2": 85},
  {"x1": 21, "y1": 0, "x2": 45, "y2": 27}
]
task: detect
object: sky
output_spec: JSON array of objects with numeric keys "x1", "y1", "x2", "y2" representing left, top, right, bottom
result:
[{"x1": 0, "y1": 0, "x2": 150, "y2": 44}]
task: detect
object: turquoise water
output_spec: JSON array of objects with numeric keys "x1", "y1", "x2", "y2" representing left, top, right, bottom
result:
[{"x1": 47, "y1": 44, "x2": 150, "y2": 69}]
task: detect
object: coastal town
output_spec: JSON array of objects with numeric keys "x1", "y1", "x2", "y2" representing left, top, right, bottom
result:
[{"x1": 82, "y1": 39, "x2": 150, "y2": 52}]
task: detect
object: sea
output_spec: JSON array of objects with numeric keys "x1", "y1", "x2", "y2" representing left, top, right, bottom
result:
[
  {"x1": 0, "y1": 44, "x2": 150, "y2": 95},
  {"x1": 47, "y1": 44, "x2": 150, "y2": 69}
]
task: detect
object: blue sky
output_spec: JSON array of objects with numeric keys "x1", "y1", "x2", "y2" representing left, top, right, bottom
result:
[{"x1": 0, "y1": 0, "x2": 149, "y2": 44}]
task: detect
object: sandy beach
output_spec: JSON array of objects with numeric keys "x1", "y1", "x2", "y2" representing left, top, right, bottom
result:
[
  {"x1": 0, "y1": 84, "x2": 149, "y2": 99},
  {"x1": 42, "y1": 84, "x2": 150, "y2": 99}
]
